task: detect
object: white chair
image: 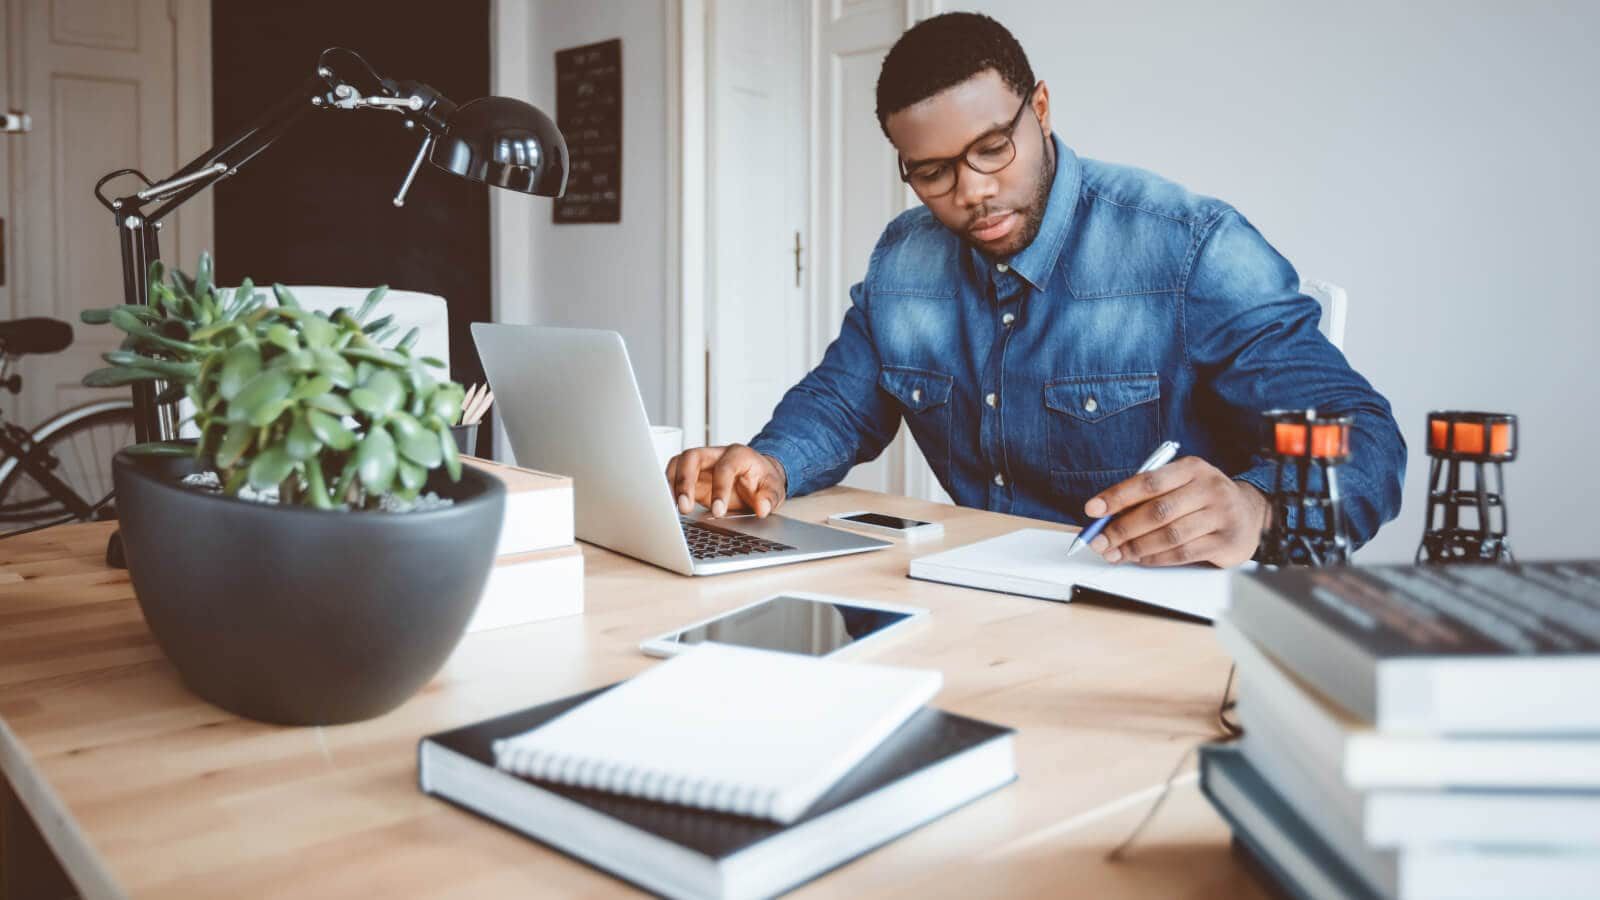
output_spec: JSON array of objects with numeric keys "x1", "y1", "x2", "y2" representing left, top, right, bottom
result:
[{"x1": 1300, "y1": 278, "x2": 1348, "y2": 352}]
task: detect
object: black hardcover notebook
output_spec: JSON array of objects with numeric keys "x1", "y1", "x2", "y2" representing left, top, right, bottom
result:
[{"x1": 418, "y1": 685, "x2": 1016, "y2": 900}]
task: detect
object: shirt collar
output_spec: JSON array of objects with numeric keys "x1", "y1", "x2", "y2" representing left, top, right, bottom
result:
[{"x1": 973, "y1": 133, "x2": 1080, "y2": 294}]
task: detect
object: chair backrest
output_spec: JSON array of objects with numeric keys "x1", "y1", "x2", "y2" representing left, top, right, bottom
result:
[{"x1": 1299, "y1": 279, "x2": 1348, "y2": 352}]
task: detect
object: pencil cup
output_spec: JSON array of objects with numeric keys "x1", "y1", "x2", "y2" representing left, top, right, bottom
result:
[{"x1": 450, "y1": 423, "x2": 479, "y2": 457}]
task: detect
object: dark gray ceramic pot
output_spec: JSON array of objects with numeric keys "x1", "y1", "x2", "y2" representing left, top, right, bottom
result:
[{"x1": 111, "y1": 450, "x2": 505, "y2": 725}]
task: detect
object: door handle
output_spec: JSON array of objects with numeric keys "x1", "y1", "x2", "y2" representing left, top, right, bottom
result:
[{"x1": 1, "y1": 111, "x2": 30, "y2": 134}]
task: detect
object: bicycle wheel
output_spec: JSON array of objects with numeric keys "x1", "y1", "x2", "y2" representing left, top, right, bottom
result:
[{"x1": 0, "y1": 400, "x2": 135, "y2": 525}]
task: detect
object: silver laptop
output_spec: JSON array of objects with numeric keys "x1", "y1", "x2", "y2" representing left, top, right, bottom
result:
[{"x1": 472, "y1": 324, "x2": 890, "y2": 575}]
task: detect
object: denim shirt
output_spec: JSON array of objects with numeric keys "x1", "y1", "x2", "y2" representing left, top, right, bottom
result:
[{"x1": 750, "y1": 135, "x2": 1405, "y2": 548}]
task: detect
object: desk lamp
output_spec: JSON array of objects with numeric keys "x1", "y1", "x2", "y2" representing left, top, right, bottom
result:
[
  {"x1": 1256, "y1": 409, "x2": 1352, "y2": 567},
  {"x1": 93, "y1": 46, "x2": 568, "y2": 444},
  {"x1": 1416, "y1": 411, "x2": 1517, "y2": 564}
]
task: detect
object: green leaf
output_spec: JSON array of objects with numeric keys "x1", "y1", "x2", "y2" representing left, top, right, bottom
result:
[
  {"x1": 285, "y1": 414, "x2": 321, "y2": 460},
  {"x1": 219, "y1": 343, "x2": 261, "y2": 400},
  {"x1": 396, "y1": 458, "x2": 426, "y2": 493},
  {"x1": 349, "y1": 369, "x2": 403, "y2": 420},
  {"x1": 343, "y1": 346, "x2": 408, "y2": 369},
  {"x1": 194, "y1": 252, "x2": 213, "y2": 302},
  {"x1": 189, "y1": 320, "x2": 244, "y2": 343},
  {"x1": 302, "y1": 458, "x2": 334, "y2": 509},
  {"x1": 354, "y1": 426, "x2": 397, "y2": 495},
  {"x1": 249, "y1": 398, "x2": 291, "y2": 428},
  {"x1": 312, "y1": 348, "x2": 356, "y2": 387},
  {"x1": 230, "y1": 370, "x2": 293, "y2": 425},
  {"x1": 265, "y1": 323, "x2": 298, "y2": 352},
  {"x1": 355, "y1": 285, "x2": 388, "y2": 323},
  {"x1": 108, "y1": 308, "x2": 201, "y2": 354},
  {"x1": 247, "y1": 446, "x2": 296, "y2": 491},
  {"x1": 396, "y1": 327, "x2": 420, "y2": 353},
  {"x1": 226, "y1": 278, "x2": 256, "y2": 317},
  {"x1": 82, "y1": 366, "x2": 159, "y2": 387},
  {"x1": 389, "y1": 412, "x2": 442, "y2": 468},
  {"x1": 99, "y1": 351, "x2": 199, "y2": 380},
  {"x1": 439, "y1": 422, "x2": 461, "y2": 481},
  {"x1": 419, "y1": 356, "x2": 446, "y2": 369},
  {"x1": 216, "y1": 422, "x2": 253, "y2": 468},
  {"x1": 80, "y1": 307, "x2": 113, "y2": 325},
  {"x1": 361, "y1": 314, "x2": 395, "y2": 336},
  {"x1": 172, "y1": 267, "x2": 196, "y2": 301},
  {"x1": 125, "y1": 440, "x2": 193, "y2": 457},
  {"x1": 299, "y1": 313, "x2": 336, "y2": 349},
  {"x1": 271, "y1": 283, "x2": 301, "y2": 309},
  {"x1": 307, "y1": 391, "x2": 355, "y2": 417},
  {"x1": 306, "y1": 408, "x2": 356, "y2": 451},
  {"x1": 289, "y1": 374, "x2": 334, "y2": 402},
  {"x1": 427, "y1": 382, "x2": 464, "y2": 425}
]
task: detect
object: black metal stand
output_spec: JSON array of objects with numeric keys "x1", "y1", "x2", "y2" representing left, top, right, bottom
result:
[
  {"x1": 1256, "y1": 409, "x2": 1352, "y2": 567},
  {"x1": 1416, "y1": 411, "x2": 1517, "y2": 564}
]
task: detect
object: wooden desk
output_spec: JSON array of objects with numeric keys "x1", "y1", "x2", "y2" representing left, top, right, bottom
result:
[{"x1": 0, "y1": 487, "x2": 1263, "y2": 899}]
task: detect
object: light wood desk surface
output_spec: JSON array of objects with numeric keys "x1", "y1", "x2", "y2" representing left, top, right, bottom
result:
[{"x1": 0, "y1": 487, "x2": 1263, "y2": 899}]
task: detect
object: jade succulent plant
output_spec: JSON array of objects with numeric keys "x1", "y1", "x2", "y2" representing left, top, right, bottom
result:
[{"x1": 82, "y1": 253, "x2": 465, "y2": 510}]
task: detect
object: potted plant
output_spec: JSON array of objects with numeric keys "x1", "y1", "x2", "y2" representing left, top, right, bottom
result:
[{"x1": 83, "y1": 253, "x2": 505, "y2": 725}]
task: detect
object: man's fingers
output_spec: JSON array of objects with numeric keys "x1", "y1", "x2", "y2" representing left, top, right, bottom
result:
[
  {"x1": 708, "y1": 455, "x2": 746, "y2": 517},
  {"x1": 1097, "y1": 482, "x2": 1209, "y2": 553},
  {"x1": 752, "y1": 473, "x2": 784, "y2": 518},
  {"x1": 1084, "y1": 456, "x2": 1199, "y2": 518},
  {"x1": 673, "y1": 447, "x2": 724, "y2": 513},
  {"x1": 1135, "y1": 533, "x2": 1227, "y2": 568},
  {"x1": 1118, "y1": 508, "x2": 1223, "y2": 561}
]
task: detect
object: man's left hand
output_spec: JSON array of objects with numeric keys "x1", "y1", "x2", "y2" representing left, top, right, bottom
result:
[{"x1": 1082, "y1": 456, "x2": 1269, "y2": 568}]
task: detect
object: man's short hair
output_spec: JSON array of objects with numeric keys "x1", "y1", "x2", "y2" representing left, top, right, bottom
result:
[{"x1": 875, "y1": 12, "x2": 1035, "y2": 136}]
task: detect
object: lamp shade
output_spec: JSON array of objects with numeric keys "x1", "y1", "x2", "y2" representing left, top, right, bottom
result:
[{"x1": 429, "y1": 96, "x2": 568, "y2": 197}]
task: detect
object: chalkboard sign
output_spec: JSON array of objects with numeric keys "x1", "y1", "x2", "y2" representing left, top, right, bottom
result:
[{"x1": 553, "y1": 38, "x2": 622, "y2": 224}]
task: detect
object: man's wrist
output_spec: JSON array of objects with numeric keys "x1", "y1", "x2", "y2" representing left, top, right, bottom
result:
[{"x1": 761, "y1": 452, "x2": 789, "y2": 499}]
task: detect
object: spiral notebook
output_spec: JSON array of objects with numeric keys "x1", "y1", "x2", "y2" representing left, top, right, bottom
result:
[{"x1": 491, "y1": 642, "x2": 943, "y2": 824}]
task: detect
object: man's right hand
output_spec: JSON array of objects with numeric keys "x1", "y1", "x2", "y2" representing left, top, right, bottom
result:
[{"x1": 666, "y1": 444, "x2": 787, "y2": 519}]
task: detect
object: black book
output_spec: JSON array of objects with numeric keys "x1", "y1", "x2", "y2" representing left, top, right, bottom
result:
[
  {"x1": 418, "y1": 685, "x2": 1016, "y2": 900},
  {"x1": 1228, "y1": 560, "x2": 1600, "y2": 733}
]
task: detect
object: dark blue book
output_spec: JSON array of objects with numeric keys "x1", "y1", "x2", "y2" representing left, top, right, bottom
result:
[
  {"x1": 1199, "y1": 743, "x2": 1381, "y2": 900},
  {"x1": 419, "y1": 685, "x2": 1016, "y2": 900}
]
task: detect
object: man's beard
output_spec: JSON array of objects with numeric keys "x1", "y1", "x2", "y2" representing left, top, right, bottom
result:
[{"x1": 966, "y1": 138, "x2": 1056, "y2": 259}]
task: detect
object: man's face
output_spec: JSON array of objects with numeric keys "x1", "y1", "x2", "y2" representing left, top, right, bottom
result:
[{"x1": 885, "y1": 70, "x2": 1054, "y2": 258}]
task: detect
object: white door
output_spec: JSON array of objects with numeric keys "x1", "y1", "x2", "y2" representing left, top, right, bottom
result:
[
  {"x1": 705, "y1": 0, "x2": 808, "y2": 447},
  {"x1": 3, "y1": 0, "x2": 202, "y2": 430},
  {"x1": 810, "y1": 0, "x2": 949, "y2": 501}
]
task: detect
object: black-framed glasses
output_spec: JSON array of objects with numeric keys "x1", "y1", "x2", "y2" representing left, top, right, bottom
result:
[{"x1": 898, "y1": 82, "x2": 1040, "y2": 198}]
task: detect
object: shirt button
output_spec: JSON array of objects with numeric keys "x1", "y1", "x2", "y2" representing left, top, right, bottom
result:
[
  {"x1": 985, "y1": 392, "x2": 997, "y2": 408},
  {"x1": 1001, "y1": 312, "x2": 1016, "y2": 326},
  {"x1": 911, "y1": 388, "x2": 922, "y2": 403},
  {"x1": 996, "y1": 263, "x2": 1009, "y2": 273},
  {"x1": 1084, "y1": 396, "x2": 1099, "y2": 413},
  {"x1": 993, "y1": 473, "x2": 1006, "y2": 486}
]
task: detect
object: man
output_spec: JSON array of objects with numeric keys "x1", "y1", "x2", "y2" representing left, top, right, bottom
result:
[{"x1": 668, "y1": 12, "x2": 1404, "y2": 566}]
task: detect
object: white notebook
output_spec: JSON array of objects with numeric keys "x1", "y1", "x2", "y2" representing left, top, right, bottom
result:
[
  {"x1": 491, "y1": 642, "x2": 943, "y2": 824},
  {"x1": 908, "y1": 528, "x2": 1238, "y2": 621}
]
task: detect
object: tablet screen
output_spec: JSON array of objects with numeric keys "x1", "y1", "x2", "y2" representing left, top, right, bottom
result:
[{"x1": 663, "y1": 595, "x2": 913, "y2": 656}]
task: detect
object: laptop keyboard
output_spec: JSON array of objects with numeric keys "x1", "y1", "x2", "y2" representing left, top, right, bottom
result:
[{"x1": 680, "y1": 517, "x2": 795, "y2": 560}]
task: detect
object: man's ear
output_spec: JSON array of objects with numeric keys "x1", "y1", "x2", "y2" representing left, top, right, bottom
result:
[{"x1": 1032, "y1": 80, "x2": 1052, "y2": 137}]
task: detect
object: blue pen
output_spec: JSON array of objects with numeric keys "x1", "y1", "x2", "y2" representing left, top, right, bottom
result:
[{"x1": 1066, "y1": 440, "x2": 1181, "y2": 558}]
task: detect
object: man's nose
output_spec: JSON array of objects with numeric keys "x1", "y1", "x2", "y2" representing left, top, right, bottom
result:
[{"x1": 954, "y1": 165, "x2": 999, "y2": 210}]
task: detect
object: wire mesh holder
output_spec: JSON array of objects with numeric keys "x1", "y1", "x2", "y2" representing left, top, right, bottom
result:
[
  {"x1": 1416, "y1": 410, "x2": 1517, "y2": 564},
  {"x1": 1255, "y1": 409, "x2": 1352, "y2": 567}
]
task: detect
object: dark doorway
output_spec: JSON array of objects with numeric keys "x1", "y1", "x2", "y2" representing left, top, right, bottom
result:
[{"x1": 211, "y1": 0, "x2": 493, "y2": 454}]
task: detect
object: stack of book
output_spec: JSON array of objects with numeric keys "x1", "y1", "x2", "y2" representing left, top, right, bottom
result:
[
  {"x1": 461, "y1": 455, "x2": 582, "y2": 632},
  {"x1": 1203, "y1": 561, "x2": 1600, "y2": 899},
  {"x1": 420, "y1": 643, "x2": 1017, "y2": 900}
]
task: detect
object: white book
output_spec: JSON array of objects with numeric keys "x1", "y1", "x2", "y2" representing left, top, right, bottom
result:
[
  {"x1": 1218, "y1": 615, "x2": 1600, "y2": 789},
  {"x1": 492, "y1": 643, "x2": 943, "y2": 824},
  {"x1": 468, "y1": 545, "x2": 584, "y2": 633},
  {"x1": 1241, "y1": 679, "x2": 1600, "y2": 850},
  {"x1": 908, "y1": 528, "x2": 1235, "y2": 621},
  {"x1": 1206, "y1": 745, "x2": 1600, "y2": 900},
  {"x1": 463, "y1": 456, "x2": 575, "y2": 557}
]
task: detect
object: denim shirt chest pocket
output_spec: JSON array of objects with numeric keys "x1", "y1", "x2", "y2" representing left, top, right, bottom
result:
[
  {"x1": 1044, "y1": 373, "x2": 1161, "y2": 501},
  {"x1": 880, "y1": 366, "x2": 954, "y2": 478}
]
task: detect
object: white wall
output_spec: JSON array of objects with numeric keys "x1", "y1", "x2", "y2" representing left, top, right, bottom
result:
[
  {"x1": 962, "y1": 0, "x2": 1599, "y2": 563},
  {"x1": 496, "y1": 0, "x2": 676, "y2": 426}
]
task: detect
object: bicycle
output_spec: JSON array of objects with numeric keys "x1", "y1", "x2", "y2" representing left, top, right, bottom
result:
[{"x1": 0, "y1": 317, "x2": 134, "y2": 529}]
